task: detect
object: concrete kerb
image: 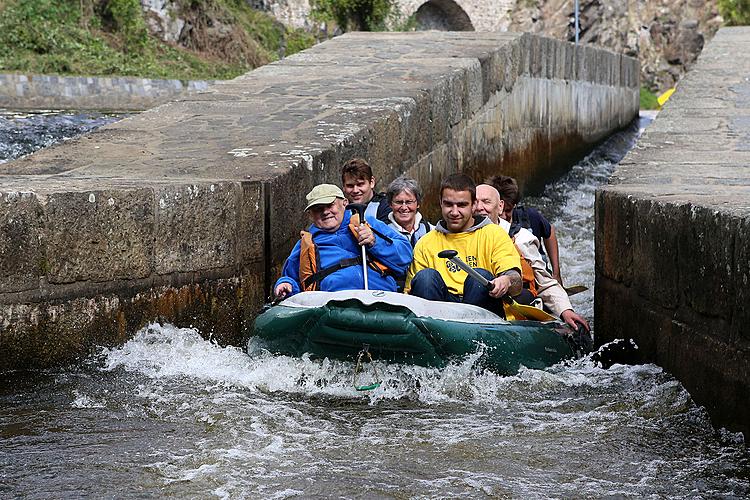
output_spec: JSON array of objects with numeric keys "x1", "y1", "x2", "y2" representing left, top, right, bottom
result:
[{"x1": 0, "y1": 72, "x2": 213, "y2": 111}]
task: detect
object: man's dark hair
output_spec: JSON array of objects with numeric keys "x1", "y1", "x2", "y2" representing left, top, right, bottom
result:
[
  {"x1": 440, "y1": 173, "x2": 476, "y2": 202},
  {"x1": 341, "y1": 158, "x2": 373, "y2": 182},
  {"x1": 486, "y1": 175, "x2": 520, "y2": 205}
]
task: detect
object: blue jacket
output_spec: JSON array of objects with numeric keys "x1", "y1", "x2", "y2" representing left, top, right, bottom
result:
[{"x1": 276, "y1": 210, "x2": 412, "y2": 295}]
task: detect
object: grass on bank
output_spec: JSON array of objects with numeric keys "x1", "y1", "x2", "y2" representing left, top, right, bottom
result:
[
  {"x1": 0, "y1": 0, "x2": 317, "y2": 81},
  {"x1": 717, "y1": 0, "x2": 750, "y2": 26},
  {"x1": 640, "y1": 86, "x2": 660, "y2": 110}
]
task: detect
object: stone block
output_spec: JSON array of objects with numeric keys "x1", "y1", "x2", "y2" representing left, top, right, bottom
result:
[
  {"x1": 504, "y1": 41, "x2": 521, "y2": 93},
  {"x1": 552, "y1": 40, "x2": 565, "y2": 81},
  {"x1": 478, "y1": 52, "x2": 495, "y2": 104},
  {"x1": 544, "y1": 37, "x2": 557, "y2": 80},
  {"x1": 597, "y1": 51, "x2": 609, "y2": 86},
  {"x1": 519, "y1": 34, "x2": 532, "y2": 76},
  {"x1": 46, "y1": 188, "x2": 154, "y2": 283},
  {"x1": 574, "y1": 45, "x2": 585, "y2": 82},
  {"x1": 629, "y1": 199, "x2": 682, "y2": 309},
  {"x1": 464, "y1": 59, "x2": 484, "y2": 116},
  {"x1": 676, "y1": 205, "x2": 738, "y2": 319},
  {"x1": 154, "y1": 183, "x2": 237, "y2": 274},
  {"x1": 429, "y1": 78, "x2": 452, "y2": 148},
  {"x1": 589, "y1": 46, "x2": 601, "y2": 83},
  {"x1": 593, "y1": 275, "x2": 651, "y2": 362},
  {"x1": 612, "y1": 54, "x2": 622, "y2": 93},
  {"x1": 236, "y1": 181, "x2": 264, "y2": 269},
  {"x1": 445, "y1": 69, "x2": 466, "y2": 127},
  {"x1": 563, "y1": 42, "x2": 575, "y2": 82},
  {"x1": 732, "y1": 216, "x2": 750, "y2": 344},
  {"x1": 595, "y1": 189, "x2": 634, "y2": 286},
  {"x1": 529, "y1": 35, "x2": 542, "y2": 78},
  {"x1": 399, "y1": 92, "x2": 433, "y2": 166},
  {"x1": 0, "y1": 192, "x2": 44, "y2": 293},
  {"x1": 367, "y1": 108, "x2": 406, "y2": 182},
  {"x1": 628, "y1": 57, "x2": 639, "y2": 88},
  {"x1": 267, "y1": 172, "x2": 315, "y2": 275}
]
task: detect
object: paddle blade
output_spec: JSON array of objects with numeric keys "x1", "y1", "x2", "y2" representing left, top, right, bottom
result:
[
  {"x1": 564, "y1": 284, "x2": 588, "y2": 296},
  {"x1": 503, "y1": 299, "x2": 558, "y2": 322}
]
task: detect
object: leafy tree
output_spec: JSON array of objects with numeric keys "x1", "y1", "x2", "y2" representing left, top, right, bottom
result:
[
  {"x1": 311, "y1": 0, "x2": 398, "y2": 32},
  {"x1": 718, "y1": 0, "x2": 750, "y2": 26},
  {"x1": 100, "y1": 0, "x2": 149, "y2": 48}
]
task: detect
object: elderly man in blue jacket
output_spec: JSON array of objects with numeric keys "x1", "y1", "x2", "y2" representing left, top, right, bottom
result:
[{"x1": 274, "y1": 184, "x2": 412, "y2": 299}]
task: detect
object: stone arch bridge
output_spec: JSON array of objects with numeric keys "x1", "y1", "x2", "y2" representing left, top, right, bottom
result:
[
  {"x1": 396, "y1": 0, "x2": 514, "y2": 32},
  {"x1": 264, "y1": 0, "x2": 515, "y2": 33}
]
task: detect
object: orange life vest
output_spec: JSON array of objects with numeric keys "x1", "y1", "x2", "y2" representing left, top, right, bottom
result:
[{"x1": 515, "y1": 242, "x2": 538, "y2": 297}]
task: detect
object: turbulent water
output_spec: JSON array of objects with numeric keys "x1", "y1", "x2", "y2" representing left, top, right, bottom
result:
[{"x1": 1, "y1": 112, "x2": 749, "y2": 498}]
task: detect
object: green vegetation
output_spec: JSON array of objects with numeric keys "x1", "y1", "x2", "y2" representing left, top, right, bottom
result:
[
  {"x1": 640, "y1": 86, "x2": 659, "y2": 110},
  {"x1": 311, "y1": 0, "x2": 399, "y2": 32},
  {"x1": 0, "y1": 0, "x2": 318, "y2": 80},
  {"x1": 718, "y1": 0, "x2": 750, "y2": 26}
]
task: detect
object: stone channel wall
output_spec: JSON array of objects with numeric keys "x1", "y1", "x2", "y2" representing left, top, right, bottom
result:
[
  {"x1": 0, "y1": 32, "x2": 639, "y2": 371},
  {"x1": 0, "y1": 73, "x2": 212, "y2": 111},
  {"x1": 595, "y1": 27, "x2": 750, "y2": 438}
]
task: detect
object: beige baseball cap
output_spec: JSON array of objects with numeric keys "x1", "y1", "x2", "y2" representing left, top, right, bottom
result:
[{"x1": 305, "y1": 184, "x2": 345, "y2": 210}]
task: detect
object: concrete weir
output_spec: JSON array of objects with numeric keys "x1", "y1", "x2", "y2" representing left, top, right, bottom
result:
[
  {"x1": 1, "y1": 32, "x2": 638, "y2": 371},
  {"x1": 596, "y1": 27, "x2": 750, "y2": 438}
]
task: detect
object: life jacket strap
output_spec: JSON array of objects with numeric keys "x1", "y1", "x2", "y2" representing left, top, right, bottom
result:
[{"x1": 302, "y1": 257, "x2": 362, "y2": 289}]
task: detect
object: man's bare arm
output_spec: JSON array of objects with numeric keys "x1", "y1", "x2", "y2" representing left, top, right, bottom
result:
[{"x1": 498, "y1": 269, "x2": 522, "y2": 297}]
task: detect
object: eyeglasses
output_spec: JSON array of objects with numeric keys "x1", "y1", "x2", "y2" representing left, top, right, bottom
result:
[{"x1": 392, "y1": 199, "x2": 417, "y2": 206}]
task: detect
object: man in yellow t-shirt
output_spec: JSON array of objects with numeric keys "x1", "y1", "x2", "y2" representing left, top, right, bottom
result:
[{"x1": 404, "y1": 174, "x2": 522, "y2": 315}]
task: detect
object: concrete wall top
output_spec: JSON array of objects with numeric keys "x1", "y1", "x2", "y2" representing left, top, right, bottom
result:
[
  {"x1": 607, "y1": 27, "x2": 750, "y2": 216},
  {"x1": 0, "y1": 31, "x2": 635, "y2": 197}
]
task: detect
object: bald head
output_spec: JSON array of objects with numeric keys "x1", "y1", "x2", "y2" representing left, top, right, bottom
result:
[{"x1": 474, "y1": 184, "x2": 504, "y2": 224}]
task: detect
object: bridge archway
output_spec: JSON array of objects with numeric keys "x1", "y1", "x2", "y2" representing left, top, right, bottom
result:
[{"x1": 413, "y1": 0, "x2": 474, "y2": 31}]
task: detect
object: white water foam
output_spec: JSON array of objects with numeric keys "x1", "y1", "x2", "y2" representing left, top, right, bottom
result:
[
  {"x1": 70, "y1": 389, "x2": 107, "y2": 409},
  {"x1": 102, "y1": 322, "x2": 682, "y2": 418}
]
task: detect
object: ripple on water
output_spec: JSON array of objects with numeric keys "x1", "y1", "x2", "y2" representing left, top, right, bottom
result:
[{"x1": 84, "y1": 323, "x2": 750, "y2": 497}]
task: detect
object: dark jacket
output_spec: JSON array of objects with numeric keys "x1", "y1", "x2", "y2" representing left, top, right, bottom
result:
[{"x1": 366, "y1": 192, "x2": 392, "y2": 221}]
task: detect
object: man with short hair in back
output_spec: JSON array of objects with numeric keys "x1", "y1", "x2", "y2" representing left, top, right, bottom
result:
[
  {"x1": 404, "y1": 174, "x2": 522, "y2": 315},
  {"x1": 487, "y1": 175, "x2": 563, "y2": 286},
  {"x1": 475, "y1": 184, "x2": 589, "y2": 332},
  {"x1": 340, "y1": 158, "x2": 391, "y2": 221}
]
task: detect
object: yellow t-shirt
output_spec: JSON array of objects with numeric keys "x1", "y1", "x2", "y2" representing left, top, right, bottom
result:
[{"x1": 404, "y1": 223, "x2": 522, "y2": 295}]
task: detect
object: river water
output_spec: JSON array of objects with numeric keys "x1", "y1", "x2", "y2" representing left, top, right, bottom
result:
[{"x1": 1, "y1": 111, "x2": 748, "y2": 498}]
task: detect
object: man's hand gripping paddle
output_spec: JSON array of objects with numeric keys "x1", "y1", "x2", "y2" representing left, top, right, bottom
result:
[
  {"x1": 348, "y1": 203, "x2": 369, "y2": 291},
  {"x1": 436, "y1": 249, "x2": 558, "y2": 322}
]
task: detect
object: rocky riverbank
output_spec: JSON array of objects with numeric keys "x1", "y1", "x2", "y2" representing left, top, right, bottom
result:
[{"x1": 508, "y1": 0, "x2": 723, "y2": 92}]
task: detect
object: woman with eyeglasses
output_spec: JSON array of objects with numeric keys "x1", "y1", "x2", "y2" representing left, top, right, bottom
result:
[{"x1": 385, "y1": 177, "x2": 434, "y2": 248}]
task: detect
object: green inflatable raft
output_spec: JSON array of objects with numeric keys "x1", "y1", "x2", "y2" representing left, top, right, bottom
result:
[{"x1": 251, "y1": 290, "x2": 592, "y2": 375}]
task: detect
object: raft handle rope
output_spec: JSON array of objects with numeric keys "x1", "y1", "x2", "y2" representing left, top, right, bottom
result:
[{"x1": 353, "y1": 344, "x2": 381, "y2": 391}]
